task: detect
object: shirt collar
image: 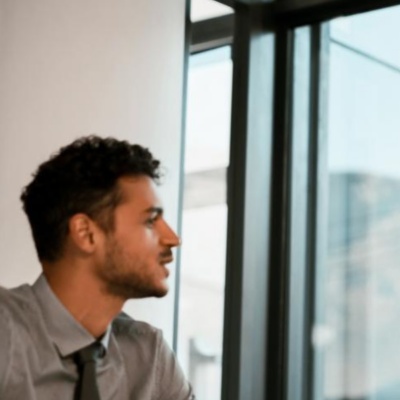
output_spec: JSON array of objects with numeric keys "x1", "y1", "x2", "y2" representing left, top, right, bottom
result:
[{"x1": 32, "y1": 274, "x2": 111, "y2": 358}]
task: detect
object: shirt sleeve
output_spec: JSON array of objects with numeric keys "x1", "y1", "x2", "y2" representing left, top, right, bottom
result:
[{"x1": 155, "y1": 330, "x2": 196, "y2": 400}]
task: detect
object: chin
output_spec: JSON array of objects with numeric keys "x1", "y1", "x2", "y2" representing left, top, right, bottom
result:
[
  {"x1": 130, "y1": 282, "x2": 169, "y2": 299},
  {"x1": 152, "y1": 284, "x2": 169, "y2": 298},
  {"x1": 152, "y1": 290, "x2": 168, "y2": 299},
  {"x1": 103, "y1": 278, "x2": 168, "y2": 300}
]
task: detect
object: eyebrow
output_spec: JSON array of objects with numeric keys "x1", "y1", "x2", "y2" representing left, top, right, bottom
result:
[{"x1": 144, "y1": 207, "x2": 163, "y2": 216}]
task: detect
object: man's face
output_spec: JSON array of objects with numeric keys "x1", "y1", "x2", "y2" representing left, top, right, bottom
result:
[{"x1": 96, "y1": 175, "x2": 180, "y2": 299}]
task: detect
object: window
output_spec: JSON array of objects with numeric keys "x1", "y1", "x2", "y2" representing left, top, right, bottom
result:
[
  {"x1": 315, "y1": 6, "x2": 400, "y2": 399},
  {"x1": 177, "y1": 46, "x2": 233, "y2": 399},
  {"x1": 180, "y1": 1, "x2": 400, "y2": 399}
]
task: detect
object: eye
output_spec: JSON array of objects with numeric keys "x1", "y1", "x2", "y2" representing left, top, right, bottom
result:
[
  {"x1": 145, "y1": 213, "x2": 159, "y2": 228},
  {"x1": 146, "y1": 217, "x2": 156, "y2": 227}
]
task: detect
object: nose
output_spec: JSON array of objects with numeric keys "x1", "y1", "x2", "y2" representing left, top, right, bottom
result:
[{"x1": 159, "y1": 220, "x2": 181, "y2": 248}]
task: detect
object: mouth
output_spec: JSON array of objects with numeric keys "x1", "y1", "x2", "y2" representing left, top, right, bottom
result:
[
  {"x1": 159, "y1": 250, "x2": 173, "y2": 265},
  {"x1": 159, "y1": 253, "x2": 173, "y2": 278},
  {"x1": 159, "y1": 256, "x2": 173, "y2": 265},
  {"x1": 158, "y1": 262, "x2": 171, "y2": 279}
]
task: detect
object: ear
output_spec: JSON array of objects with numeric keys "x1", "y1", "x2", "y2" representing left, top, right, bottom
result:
[{"x1": 68, "y1": 214, "x2": 99, "y2": 255}]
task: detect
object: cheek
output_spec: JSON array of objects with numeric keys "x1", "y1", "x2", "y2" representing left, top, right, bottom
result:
[
  {"x1": 120, "y1": 231, "x2": 160, "y2": 257},
  {"x1": 133, "y1": 228, "x2": 160, "y2": 246}
]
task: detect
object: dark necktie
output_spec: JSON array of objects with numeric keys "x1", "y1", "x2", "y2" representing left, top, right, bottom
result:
[{"x1": 75, "y1": 342, "x2": 104, "y2": 400}]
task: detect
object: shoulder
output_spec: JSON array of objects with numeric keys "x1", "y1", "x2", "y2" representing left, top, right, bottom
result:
[
  {"x1": 111, "y1": 313, "x2": 194, "y2": 399},
  {"x1": 111, "y1": 312, "x2": 166, "y2": 370},
  {"x1": 0, "y1": 283, "x2": 40, "y2": 343},
  {"x1": 0, "y1": 284, "x2": 35, "y2": 315},
  {"x1": 111, "y1": 312, "x2": 175, "y2": 364},
  {"x1": 0, "y1": 284, "x2": 37, "y2": 389},
  {"x1": 111, "y1": 313, "x2": 177, "y2": 372}
]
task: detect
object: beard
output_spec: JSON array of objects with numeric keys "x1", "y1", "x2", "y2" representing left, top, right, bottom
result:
[{"x1": 97, "y1": 236, "x2": 169, "y2": 300}]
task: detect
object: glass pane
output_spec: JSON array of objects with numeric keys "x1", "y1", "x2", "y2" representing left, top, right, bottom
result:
[
  {"x1": 315, "y1": 5, "x2": 400, "y2": 400},
  {"x1": 331, "y1": 7, "x2": 400, "y2": 70},
  {"x1": 177, "y1": 46, "x2": 232, "y2": 400}
]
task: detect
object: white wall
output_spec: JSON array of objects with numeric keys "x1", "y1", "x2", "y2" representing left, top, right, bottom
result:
[{"x1": 0, "y1": 0, "x2": 186, "y2": 344}]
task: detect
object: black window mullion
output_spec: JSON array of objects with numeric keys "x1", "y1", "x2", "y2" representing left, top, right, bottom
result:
[
  {"x1": 265, "y1": 25, "x2": 294, "y2": 400},
  {"x1": 221, "y1": 3, "x2": 275, "y2": 400},
  {"x1": 306, "y1": 22, "x2": 330, "y2": 400}
]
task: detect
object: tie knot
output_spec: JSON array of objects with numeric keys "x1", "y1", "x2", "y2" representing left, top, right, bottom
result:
[{"x1": 76, "y1": 342, "x2": 105, "y2": 365}]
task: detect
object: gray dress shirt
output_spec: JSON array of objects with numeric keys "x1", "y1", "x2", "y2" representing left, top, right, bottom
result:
[{"x1": 0, "y1": 275, "x2": 195, "y2": 400}]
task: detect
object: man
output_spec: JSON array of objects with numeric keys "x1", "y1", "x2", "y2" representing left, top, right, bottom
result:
[{"x1": 0, "y1": 136, "x2": 195, "y2": 399}]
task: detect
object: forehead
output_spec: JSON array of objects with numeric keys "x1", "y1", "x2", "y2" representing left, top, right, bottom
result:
[{"x1": 117, "y1": 175, "x2": 161, "y2": 208}]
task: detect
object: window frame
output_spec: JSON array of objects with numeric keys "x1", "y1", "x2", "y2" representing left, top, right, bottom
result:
[{"x1": 180, "y1": 1, "x2": 400, "y2": 399}]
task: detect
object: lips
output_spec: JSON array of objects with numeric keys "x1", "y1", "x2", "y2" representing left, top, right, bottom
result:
[
  {"x1": 159, "y1": 256, "x2": 173, "y2": 265},
  {"x1": 159, "y1": 255, "x2": 172, "y2": 278},
  {"x1": 159, "y1": 250, "x2": 173, "y2": 265}
]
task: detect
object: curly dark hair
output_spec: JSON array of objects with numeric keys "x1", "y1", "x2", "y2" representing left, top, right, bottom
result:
[{"x1": 21, "y1": 135, "x2": 161, "y2": 262}]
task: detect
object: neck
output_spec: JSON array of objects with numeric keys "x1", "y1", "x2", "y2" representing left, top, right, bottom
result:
[{"x1": 43, "y1": 260, "x2": 125, "y2": 339}]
